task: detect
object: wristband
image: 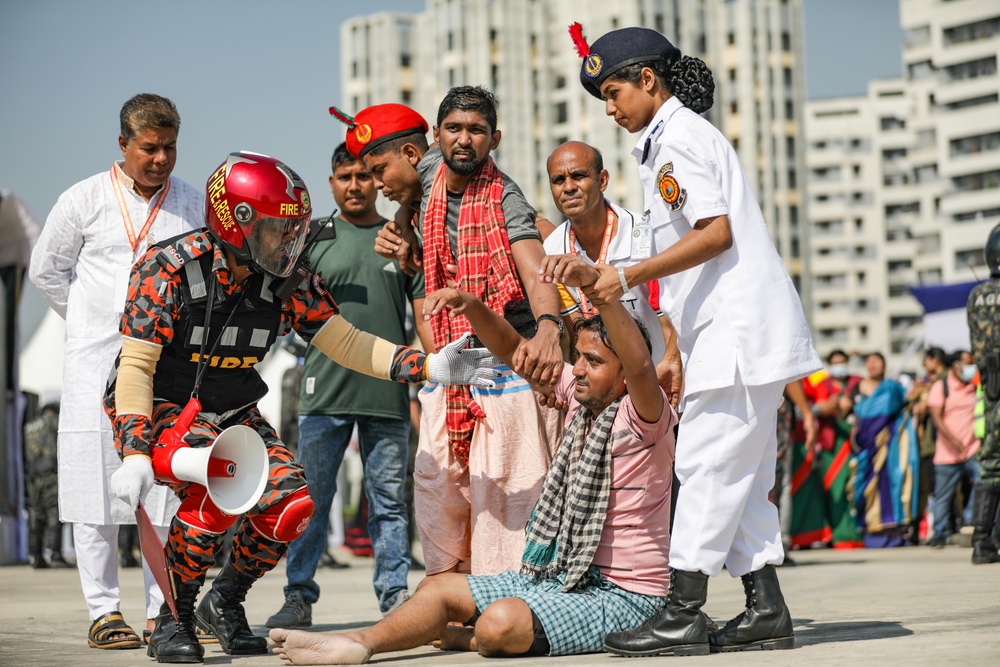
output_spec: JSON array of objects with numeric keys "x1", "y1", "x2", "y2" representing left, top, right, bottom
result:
[
  {"x1": 536, "y1": 313, "x2": 564, "y2": 335},
  {"x1": 617, "y1": 266, "x2": 630, "y2": 293}
]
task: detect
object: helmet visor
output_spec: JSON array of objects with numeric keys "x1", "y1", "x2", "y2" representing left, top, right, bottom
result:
[{"x1": 247, "y1": 215, "x2": 309, "y2": 278}]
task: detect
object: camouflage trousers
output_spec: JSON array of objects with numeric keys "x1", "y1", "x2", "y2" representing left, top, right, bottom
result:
[
  {"x1": 979, "y1": 397, "x2": 1000, "y2": 488},
  {"x1": 27, "y1": 472, "x2": 61, "y2": 555}
]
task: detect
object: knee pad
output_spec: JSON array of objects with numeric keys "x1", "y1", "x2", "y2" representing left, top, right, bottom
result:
[
  {"x1": 177, "y1": 485, "x2": 239, "y2": 533},
  {"x1": 248, "y1": 486, "x2": 313, "y2": 543}
]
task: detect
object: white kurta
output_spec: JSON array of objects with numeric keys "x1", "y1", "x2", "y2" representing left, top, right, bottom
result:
[
  {"x1": 29, "y1": 163, "x2": 204, "y2": 525},
  {"x1": 543, "y1": 199, "x2": 668, "y2": 363}
]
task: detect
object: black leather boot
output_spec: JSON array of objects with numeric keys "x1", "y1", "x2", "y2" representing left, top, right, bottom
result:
[
  {"x1": 604, "y1": 569, "x2": 711, "y2": 657},
  {"x1": 195, "y1": 561, "x2": 267, "y2": 655},
  {"x1": 147, "y1": 579, "x2": 204, "y2": 663},
  {"x1": 710, "y1": 564, "x2": 794, "y2": 652},
  {"x1": 971, "y1": 484, "x2": 1000, "y2": 565}
]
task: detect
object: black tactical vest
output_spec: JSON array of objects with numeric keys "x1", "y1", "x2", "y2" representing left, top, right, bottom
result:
[{"x1": 151, "y1": 231, "x2": 283, "y2": 414}]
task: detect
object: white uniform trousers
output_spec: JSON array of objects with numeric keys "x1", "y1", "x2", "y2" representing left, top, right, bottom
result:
[
  {"x1": 74, "y1": 522, "x2": 168, "y2": 621},
  {"x1": 669, "y1": 371, "x2": 786, "y2": 577}
]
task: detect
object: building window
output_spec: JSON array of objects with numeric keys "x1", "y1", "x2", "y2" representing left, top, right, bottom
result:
[
  {"x1": 401, "y1": 90, "x2": 412, "y2": 104},
  {"x1": 943, "y1": 16, "x2": 1000, "y2": 45},
  {"x1": 785, "y1": 101, "x2": 794, "y2": 119},
  {"x1": 955, "y1": 249, "x2": 987, "y2": 271},
  {"x1": 447, "y1": 31, "x2": 454, "y2": 50},
  {"x1": 555, "y1": 75, "x2": 566, "y2": 89},
  {"x1": 951, "y1": 131, "x2": 1000, "y2": 156},
  {"x1": 783, "y1": 68, "x2": 792, "y2": 87},
  {"x1": 555, "y1": 102, "x2": 568, "y2": 124},
  {"x1": 730, "y1": 101, "x2": 738, "y2": 114},
  {"x1": 944, "y1": 56, "x2": 997, "y2": 82},
  {"x1": 781, "y1": 31, "x2": 791, "y2": 51},
  {"x1": 729, "y1": 68, "x2": 737, "y2": 82},
  {"x1": 400, "y1": 53, "x2": 411, "y2": 68},
  {"x1": 945, "y1": 94, "x2": 999, "y2": 110},
  {"x1": 727, "y1": 32, "x2": 735, "y2": 45},
  {"x1": 953, "y1": 169, "x2": 1000, "y2": 193},
  {"x1": 880, "y1": 116, "x2": 906, "y2": 131},
  {"x1": 786, "y1": 137, "x2": 795, "y2": 157},
  {"x1": 787, "y1": 169, "x2": 797, "y2": 188},
  {"x1": 855, "y1": 218, "x2": 863, "y2": 231},
  {"x1": 907, "y1": 60, "x2": 934, "y2": 81}
]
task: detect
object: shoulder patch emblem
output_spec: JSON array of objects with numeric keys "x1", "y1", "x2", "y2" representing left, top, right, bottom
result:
[{"x1": 657, "y1": 162, "x2": 686, "y2": 211}]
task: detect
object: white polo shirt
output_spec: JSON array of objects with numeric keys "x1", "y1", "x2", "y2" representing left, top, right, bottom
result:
[
  {"x1": 631, "y1": 96, "x2": 820, "y2": 395},
  {"x1": 543, "y1": 199, "x2": 667, "y2": 363}
]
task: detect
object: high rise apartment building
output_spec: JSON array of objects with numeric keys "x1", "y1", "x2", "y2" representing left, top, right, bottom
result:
[
  {"x1": 806, "y1": 0, "x2": 999, "y2": 367},
  {"x1": 341, "y1": 0, "x2": 811, "y2": 303}
]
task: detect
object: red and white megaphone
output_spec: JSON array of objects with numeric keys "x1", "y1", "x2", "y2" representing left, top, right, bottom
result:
[{"x1": 150, "y1": 398, "x2": 269, "y2": 515}]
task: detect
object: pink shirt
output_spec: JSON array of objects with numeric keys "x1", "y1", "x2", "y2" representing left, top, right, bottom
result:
[
  {"x1": 554, "y1": 365, "x2": 678, "y2": 597},
  {"x1": 927, "y1": 373, "x2": 980, "y2": 465}
]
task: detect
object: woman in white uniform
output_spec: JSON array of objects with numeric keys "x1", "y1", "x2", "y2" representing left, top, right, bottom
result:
[{"x1": 544, "y1": 24, "x2": 821, "y2": 656}]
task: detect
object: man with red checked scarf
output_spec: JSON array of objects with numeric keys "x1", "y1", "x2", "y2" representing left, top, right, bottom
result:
[{"x1": 334, "y1": 89, "x2": 563, "y2": 578}]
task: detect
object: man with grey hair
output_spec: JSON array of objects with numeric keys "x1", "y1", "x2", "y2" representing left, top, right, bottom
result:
[{"x1": 30, "y1": 93, "x2": 203, "y2": 651}]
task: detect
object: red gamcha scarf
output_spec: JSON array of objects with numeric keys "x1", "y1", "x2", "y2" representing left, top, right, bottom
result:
[{"x1": 423, "y1": 157, "x2": 524, "y2": 464}]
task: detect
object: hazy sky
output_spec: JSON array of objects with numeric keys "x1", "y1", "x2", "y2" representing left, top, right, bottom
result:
[{"x1": 3, "y1": 0, "x2": 902, "y2": 335}]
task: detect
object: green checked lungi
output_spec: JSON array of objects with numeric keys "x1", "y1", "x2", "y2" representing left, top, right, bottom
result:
[{"x1": 466, "y1": 566, "x2": 665, "y2": 656}]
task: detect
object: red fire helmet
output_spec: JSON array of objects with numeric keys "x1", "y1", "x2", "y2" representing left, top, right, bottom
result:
[{"x1": 205, "y1": 152, "x2": 312, "y2": 278}]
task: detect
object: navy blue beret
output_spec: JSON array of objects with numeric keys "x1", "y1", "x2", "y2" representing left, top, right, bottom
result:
[{"x1": 577, "y1": 27, "x2": 681, "y2": 99}]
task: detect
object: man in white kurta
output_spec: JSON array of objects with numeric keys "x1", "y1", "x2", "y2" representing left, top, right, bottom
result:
[
  {"x1": 29, "y1": 93, "x2": 203, "y2": 648},
  {"x1": 542, "y1": 141, "x2": 671, "y2": 371}
]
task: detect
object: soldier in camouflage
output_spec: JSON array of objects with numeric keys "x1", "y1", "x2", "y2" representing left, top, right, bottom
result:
[
  {"x1": 966, "y1": 222, "x2": 1000, "y2": 565},
  {"x1": 23, "y1": 403, "x2": 71, "y2": 568}
]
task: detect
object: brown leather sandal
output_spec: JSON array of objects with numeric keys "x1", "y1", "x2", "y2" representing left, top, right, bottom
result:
[{"x1": 87, "y1": 611, "x2": 142, "y2": 649}]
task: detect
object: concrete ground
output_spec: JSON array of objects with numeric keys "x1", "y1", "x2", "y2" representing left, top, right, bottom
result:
[{"x1": 1, "y1": 544, "x2": 997, "y2": 666}]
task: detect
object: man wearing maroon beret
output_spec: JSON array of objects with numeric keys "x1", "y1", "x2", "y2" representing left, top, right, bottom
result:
[{"x1": 331, "y1": 89, "x2": 563, "y2": 579}]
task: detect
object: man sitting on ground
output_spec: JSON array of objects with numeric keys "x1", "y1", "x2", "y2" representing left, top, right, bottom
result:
[{"x1": 269, "y1": 254, "x2": 677, "y2": 662}]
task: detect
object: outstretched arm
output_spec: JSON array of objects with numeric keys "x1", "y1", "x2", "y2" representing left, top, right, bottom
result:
[
  {"x1": 592, "y1": 292, "x2": 664, "y2": 424},
  {"x1": 310, "y1": 314, "x2": 499, "y2": 387},
  {"x1": 423, "y1": 288, "x2": 522, "y2": 369}
]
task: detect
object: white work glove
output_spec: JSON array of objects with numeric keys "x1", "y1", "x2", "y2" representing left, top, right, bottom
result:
[
  {"x1": 110, "y1": 455, "x2": 155, "y2": 511},
  {"x1": 426, "y1": 332, "x2": 502, "y2": 388}
]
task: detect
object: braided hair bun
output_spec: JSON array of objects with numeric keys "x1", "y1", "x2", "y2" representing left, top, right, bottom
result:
[{"x1": 668, "y1": 56, "x2": 715, "y2": 114}]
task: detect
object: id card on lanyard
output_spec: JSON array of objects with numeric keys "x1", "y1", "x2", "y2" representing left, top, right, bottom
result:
[
  {"x1": 568, "y1": 204, "x2": 617, "y2": 315},
  {"x1": 631, "y1": 211, "x2": 653, "y2": 260},
  {"x1": 110, "y1": 164, "x2": 170, "y2": 260}
]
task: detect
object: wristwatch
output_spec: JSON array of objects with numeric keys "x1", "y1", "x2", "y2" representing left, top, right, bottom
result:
[{"x1": 536, "y1": 313, "x2": 565, "y2": 335}]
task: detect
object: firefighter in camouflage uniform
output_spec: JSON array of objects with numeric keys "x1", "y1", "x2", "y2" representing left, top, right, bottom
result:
[
  {"x1": 102, "y1": 152, "x2": 500, "y2": 664},
  {"x1": 967, "y1": 222, "x2": 1000, "y2": 565},
  {"x1": 24, "y1": 403, "x2": 71, "y2": 568}
]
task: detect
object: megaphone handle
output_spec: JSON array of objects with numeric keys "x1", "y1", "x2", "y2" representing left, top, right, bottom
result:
[{"x1": 175, "y1": 397, "x2": 203, "y2": 434}]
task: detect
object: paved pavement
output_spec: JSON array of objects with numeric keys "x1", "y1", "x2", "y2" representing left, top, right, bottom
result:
[{"x1": 1, "y1": 544, "x2": 997, "y2": 666}]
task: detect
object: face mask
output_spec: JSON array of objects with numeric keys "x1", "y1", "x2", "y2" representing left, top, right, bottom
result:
[
  {"x1": 829, "y1": 363, "x2": 849, "y2": 379},
  {"x1": 960, "y1": 365, "x2": 977, "y2": 383}
]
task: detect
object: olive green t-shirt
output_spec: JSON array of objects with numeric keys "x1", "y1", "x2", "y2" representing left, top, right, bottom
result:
[{"x1": 298, "y1": 215, "x2": 425, "y2": 420}]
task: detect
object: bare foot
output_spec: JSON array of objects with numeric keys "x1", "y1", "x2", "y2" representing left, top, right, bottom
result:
[
  {"x1": 438, "y1": 623, "x2": 477, "y2": 652},
  {"x1": 269, "y1": 628, "x2": 372, "y2": 665}
]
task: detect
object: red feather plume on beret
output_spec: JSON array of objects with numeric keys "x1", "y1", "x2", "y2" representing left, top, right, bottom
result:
[{"x1": 569, "y1": 22, "x2": 590, "y2": 58}]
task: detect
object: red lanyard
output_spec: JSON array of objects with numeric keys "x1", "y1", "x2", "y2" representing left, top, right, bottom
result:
[
  {"x1": 110, "y1": 164, "x2": 170, "y2": 253},
  {"x1": 568, "y1": 204, "x2": 617, "y2": 315}
]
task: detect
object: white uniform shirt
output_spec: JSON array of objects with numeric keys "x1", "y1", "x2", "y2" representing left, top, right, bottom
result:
[
  {"x1": 29, "y1": 163, "x2": 203, "y2": 525},
  {"x1": 543, "y1": 199, "x2": 667, "y2": 363},
  {"x1": 632, "y1": 96, "x2": 820, "y2": 397}
]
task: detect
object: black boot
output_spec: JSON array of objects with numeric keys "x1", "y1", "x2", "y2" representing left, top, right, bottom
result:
[
  {"x1": 195, "y1": 561, "x2": 267, "y2": 655},
  {"x1": 710, "y1": 564, "x2": 794, "y2": 652},
  {"x1": 147, "y1": 579, "x2": 204, "y2": 663},
  {"x1": 972, "y1": 484, "x2": 1000, "y2": 565},
  {"x1": 604, "y1": 569, "x2": 711, "y2": 657}
]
